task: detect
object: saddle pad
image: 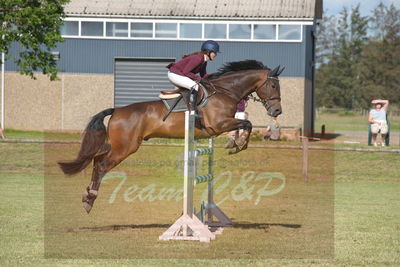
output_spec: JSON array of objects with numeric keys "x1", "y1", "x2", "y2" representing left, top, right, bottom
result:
[{"x1": 162, "y1": 97, "x2": 188, "y2": 113}]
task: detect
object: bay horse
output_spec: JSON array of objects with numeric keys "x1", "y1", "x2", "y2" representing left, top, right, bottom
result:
[{"x1": 58, "y1": 60, "x2": 283, "y2": 213}]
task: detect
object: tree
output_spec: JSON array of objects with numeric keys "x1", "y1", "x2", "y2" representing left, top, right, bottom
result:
[
  {"x1": 316, "y1": 2, "x2": 400, "y2": 109},
  {"x1": 315, "y1": 14, "x2": 337, "y2": 68},
  {"x1": 359, "y1": 3, "x2": 400, "y2": 108},
  {"x1": 0, "y1": 0, "x2": 69, "y2": 80},
  {"x1": 315, "y1": 5, "x2": 369, "y2": 109},
  {"x1": 370, "y1": 2, "x2": 400, "y2": 41}
]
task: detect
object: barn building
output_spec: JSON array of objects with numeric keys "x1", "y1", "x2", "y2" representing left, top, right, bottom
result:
[{"x1": 1, "y1": 0, "x2": 322, "y2": 135}]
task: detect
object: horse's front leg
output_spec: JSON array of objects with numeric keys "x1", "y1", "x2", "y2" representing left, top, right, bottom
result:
[
  {"x1": 210, "y1": 118, "x2": 252, "y2": 154},
  {"x1": 230, "y1": 119, "x2": 252, "y2": 154},
  {"x1": 82, "y1": 130, "x2": 143, "y2": 213}
]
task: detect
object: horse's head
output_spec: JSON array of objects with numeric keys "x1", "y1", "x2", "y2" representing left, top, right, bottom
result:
[
  {"x1": 255, "y1": 65, "x2": 284, "y2": 117},
  {"x1": 208, "y1": 60, "x2": 283, "y2": 117}
]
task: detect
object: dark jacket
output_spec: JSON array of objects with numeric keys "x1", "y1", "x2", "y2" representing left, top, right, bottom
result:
[{"x1": 167, "y1": 53, "x2": 207, "y2": 81}]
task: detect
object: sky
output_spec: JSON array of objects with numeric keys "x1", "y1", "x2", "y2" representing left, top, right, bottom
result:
[{"x1": 323, "y1": 0, "x2": 400, "y2": 16}]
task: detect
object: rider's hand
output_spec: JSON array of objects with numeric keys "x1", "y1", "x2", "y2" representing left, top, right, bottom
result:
[{"x1": 200, "y1": 78, "x2": 209, "y2": 84}]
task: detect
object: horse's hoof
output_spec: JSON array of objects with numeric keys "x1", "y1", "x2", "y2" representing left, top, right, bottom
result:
[
  {"x1": 235, "y1": 135, "x2": 248, "y2": 148},
  {"x1": 224, "y1": 139, "x2": 235, "y2": 149},
  {"x1": 241, "y1": 143, "x2": 248, "y2": 151},
  {"x1": 228, "y1": 146, "x2": 240, "y2": 155},
  {"x1": 82, "y1": 189, "x2": 98, "y2": 202},
  {"x1": 82, "y1": 191, "x2": 89, "y2": 202},
  {"x1": 83, "y1": 202, "x2": 93, "y2": 213}
]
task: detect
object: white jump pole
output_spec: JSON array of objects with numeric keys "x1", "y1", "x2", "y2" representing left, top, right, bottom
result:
[
  {"x1": 159, "y1": 111, "x2": 215, "y2": 242},
  {"x1": 159, "y1": 110, "x2": 233, "y2": 242}
]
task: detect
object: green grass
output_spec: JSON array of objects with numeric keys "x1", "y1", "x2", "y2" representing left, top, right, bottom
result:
[
  {"x1": 0, "y1": 128, "x2": 369, "y2": 149},
  {"x1": 0, "y1": 140, "x2": 399, "y2": 266},
  {"x1": 335, "y1": 183, "x2": 400, "y2": 266},
  {"x1": 0, "y1": 128, "x2": 306, "y2": 148},
  {"x1": 315, "y1": 112, "x2": 400, "y2": 132},
  {"x1": 334, "y1": 151, "x2": 400, "y2": 265},
  {"x1": 2, "y1": 129, "x2": 81, "y2": 140}
]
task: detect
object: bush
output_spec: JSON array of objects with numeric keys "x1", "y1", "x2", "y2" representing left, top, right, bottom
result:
[{"x1": 338, "y1": 110, "x2": 356, "y2": 116}]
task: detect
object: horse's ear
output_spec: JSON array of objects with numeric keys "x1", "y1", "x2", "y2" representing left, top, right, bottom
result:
[
  {"x1": 277, "y1": 66, "x2": 285, "y2": 76},
  {"x1": 269, "y1": 65, "x2": 280, "y2": 77}
]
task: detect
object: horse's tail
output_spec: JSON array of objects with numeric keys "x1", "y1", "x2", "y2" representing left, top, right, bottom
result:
[{"x1": 58, "y1": 108, "x2": 115, "y2": 175}]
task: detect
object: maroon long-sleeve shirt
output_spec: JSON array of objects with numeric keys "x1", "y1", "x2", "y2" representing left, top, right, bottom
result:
[
  {"x1": 167, "y1": 53, "x2": 207, "y2": 81},
  {"x1": 237, "y1": 97, "x2": 249, "y2": 112}
]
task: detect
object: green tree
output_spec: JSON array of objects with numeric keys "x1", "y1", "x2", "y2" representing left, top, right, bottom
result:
[
  {"x1": 0, "y1": 0, "x2": 69, "y2": 80},
  {"x1": 359, "y1": 3, "x2": 400, "y2": 108},
  {"x1": 315, "y1": 5, "x2": 368, "y2": 109},
  {"x1": 315, "y1": 14, "x2": 337, "y2": 68},
  {"x1": 370, "y1": 2, "x2": 400, "y2": 41}
]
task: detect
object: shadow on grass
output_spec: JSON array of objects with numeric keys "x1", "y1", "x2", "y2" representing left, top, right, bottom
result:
[
  {"x1": 232, "y1": 221, "x2": 301, "y2": 230},
  {"x1": 314, "y1": 132, "x2": 342, "y2": 140},
  {"x1": 71, "y1": 222, "x2": 301, "y2": 232},
  {"x1": 72, "y1": 224, "x2": 172, "y2": 232}
]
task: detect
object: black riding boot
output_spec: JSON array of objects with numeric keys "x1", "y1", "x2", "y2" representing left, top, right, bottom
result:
[{"x1": 189, "y1": 89, "x2": 198, "y2": 114}]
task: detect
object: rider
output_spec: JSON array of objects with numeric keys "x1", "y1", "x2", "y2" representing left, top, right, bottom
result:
[{"x1": 167, "y1": 40, "x2": 220, "y2": 113}]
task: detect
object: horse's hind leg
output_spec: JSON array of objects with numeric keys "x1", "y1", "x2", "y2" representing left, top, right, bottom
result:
[
  {"x1": 82, "y1": 136, "x2": 142, "y2": 213},
  {"x1": 82, "y1": 149, "x2": 126, "y2": 213},
  {"x1": 82, "y1": 151, "x2": 111, "y2": 213}
]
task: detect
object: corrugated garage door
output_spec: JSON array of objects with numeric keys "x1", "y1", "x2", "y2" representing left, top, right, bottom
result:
[{"x1": 114, "y1": 58, "x2": 175, "y2": 107}]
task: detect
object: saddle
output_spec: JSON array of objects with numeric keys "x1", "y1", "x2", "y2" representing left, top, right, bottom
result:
[{"x1": 159, "y1": 84, "x2": 209, "y2": 121}]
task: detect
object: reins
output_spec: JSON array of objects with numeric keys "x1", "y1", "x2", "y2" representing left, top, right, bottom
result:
[
  {"x1": 250, "y1": 76, "x2": 281, "y2": 110},
  {"x1": 200, "y1": 75, "x2": 281, "y2": 111}
]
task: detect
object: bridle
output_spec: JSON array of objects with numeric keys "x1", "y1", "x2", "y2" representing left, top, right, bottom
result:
[
  {"x1": 250, "y1": 76, "x2": 281, "y2": 110},
  {"x1": 203, "y1": 75, "x2": 281, "y2": 111}
]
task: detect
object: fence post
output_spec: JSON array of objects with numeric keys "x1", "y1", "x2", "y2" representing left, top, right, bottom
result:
[{"x1": 302, "y1": 136, "x2": 309, "y2": 183}]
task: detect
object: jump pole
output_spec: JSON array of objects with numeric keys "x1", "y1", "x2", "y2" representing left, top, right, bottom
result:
[
  {"x1": 159, "y1": 111, "x2": 232, "y2": 242},
  {"x1": 197, "y1": 137, "x2": 233, "y2": 228}
]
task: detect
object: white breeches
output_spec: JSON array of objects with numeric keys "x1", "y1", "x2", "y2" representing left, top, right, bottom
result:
[
  {"x1": 234, "y1": 112, "x2": 248, "y2": 120},
  {"x1": 168, "y1": 71, "x2": 199, "y2": 91}
]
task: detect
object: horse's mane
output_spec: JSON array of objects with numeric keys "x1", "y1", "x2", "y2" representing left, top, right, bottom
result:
[{"x1": 208, "y1": 60, "x2": 270, "y2": 79}]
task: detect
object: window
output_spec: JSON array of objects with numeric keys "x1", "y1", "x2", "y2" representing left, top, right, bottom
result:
[
  {"x1": 61, "y1": 21, "x2": 79, "y2": 36},
  {"x1": 81, "y1": 22, "x2": 103, "y2": 36},
  {"x1": 106, "y1": 22, "x2": 128, "y2": 37},
  {"x1": 205, "y1": 24, "x2": 226, "y2": 39},
  {"x1": 61, "y1": 18, "x2": 305, "y2": 42},
  {"x1": 180, "y1": 23, "x2": 202, "y2": 39},
  {"x1": 155, "y1": 23, "x2": 177, "y2": 38},
  {"x1": 229, "y1": 24, "x2": 251, "y2": 39},
  {"x1": 254, "y1": 24, "x2": 276, "y2": 40},
  {"x1": 131, "y1": 23, "x2": 153, "y2": 37},
  {"x1": 278, "y1": 25, "x2": 301, "y2": 40}
]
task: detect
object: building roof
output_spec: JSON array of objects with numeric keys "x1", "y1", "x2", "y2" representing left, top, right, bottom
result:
[{"x1": 64, "y1": 0, "x2": 322, "y2": 20}]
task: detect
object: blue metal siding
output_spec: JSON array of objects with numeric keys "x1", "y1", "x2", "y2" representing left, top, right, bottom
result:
[{"x1": 7, "y1": 38, "x2": 307, "y2": 78}]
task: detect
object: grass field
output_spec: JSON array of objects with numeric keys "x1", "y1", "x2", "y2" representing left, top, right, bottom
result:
[
  {"x1": 313, "y1": 111, "x2": 400, "y2": 146},
  {"x1": 3, "y1": 110, "x2": 400, "y2": 145},
  {"x1": 315, "y1": 111, "x2": 400, "y2": 132},
  {"x1": 0, "y1": 136, "x2": 399, "y2": 266}
]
